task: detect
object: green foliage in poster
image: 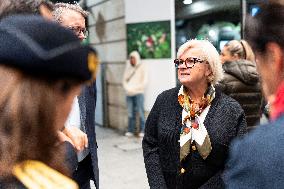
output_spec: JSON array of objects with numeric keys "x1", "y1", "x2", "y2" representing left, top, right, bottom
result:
[{"x1": 127, "y1": 21, "x2": 171, "y2": 59}]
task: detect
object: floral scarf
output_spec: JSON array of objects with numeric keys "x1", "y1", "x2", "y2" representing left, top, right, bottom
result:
[{"x1": 178, "y1": 85, "x2": 215, "y2": 162}]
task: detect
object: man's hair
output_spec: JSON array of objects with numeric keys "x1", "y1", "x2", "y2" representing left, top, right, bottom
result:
[
  {"x1": 0, "y1": 0, "x2": 53, "y2": 20},
  {"x1": 53, "y1": 3, "x2": 89, "y2": 23}
]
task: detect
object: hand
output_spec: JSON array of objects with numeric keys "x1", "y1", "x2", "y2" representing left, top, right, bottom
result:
[
  {"x1": 62, "y1": 126, "x2": 88, "y2": 152},
  {"x1": 57, "y1": 131, "x2": 74, "y2": 146}
]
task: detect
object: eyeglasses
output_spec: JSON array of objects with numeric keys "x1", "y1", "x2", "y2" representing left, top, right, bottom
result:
[
  {"x1": 68, "y1": 26, "x2": 88, "y2": 38},
  {"x1": 174, "y1": 57, "x2": 207, "y2": 68}
]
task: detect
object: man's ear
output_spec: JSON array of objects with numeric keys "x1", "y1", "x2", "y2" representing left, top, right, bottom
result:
[
  {"x1": 39, "y1": 4, "x2": 53, "y2": 21},
  {"x1": 266, "y1": 42, "x2": 284, "y2": 78}
]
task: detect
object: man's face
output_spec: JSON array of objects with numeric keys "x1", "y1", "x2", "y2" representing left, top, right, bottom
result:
[
  {"x1": 60, "y1": 9, "x2": 86, "y2": 41},
  {"x1": 130, "y1": 56, "x2": 136, "y2": 66}
]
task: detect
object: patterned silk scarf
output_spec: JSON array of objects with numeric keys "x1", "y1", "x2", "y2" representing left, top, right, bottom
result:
[{"x1": 178, "y1": 85, "x2": 215, "y2": 162}]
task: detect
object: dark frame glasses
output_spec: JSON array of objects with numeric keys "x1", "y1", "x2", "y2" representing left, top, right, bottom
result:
[
  {"x1": 68, "y1": 26, "x2": 88, "y2": 38},
  {"x1": 174, "y1": 57, "x2": 207, "y2": 68}
]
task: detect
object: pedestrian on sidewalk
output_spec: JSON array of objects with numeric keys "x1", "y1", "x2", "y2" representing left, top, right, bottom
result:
[{"x1": 123, "y1": 51, "x2": 148, "y2": 137}]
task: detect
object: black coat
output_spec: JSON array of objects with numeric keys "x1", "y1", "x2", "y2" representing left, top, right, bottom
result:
[
  {"x1": 218, "y1": 60, "x2": 262, "y2": 128},
  {"x1": 78, "y1": 84, "x2": 99, "y2": 188},
  {"x1": 142, "y1": 87, "x2": 247, "y2": 189}
]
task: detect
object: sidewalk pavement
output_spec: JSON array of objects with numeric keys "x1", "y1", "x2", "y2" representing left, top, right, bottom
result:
[{"x1": 92, "y1": 126, "x2": 149, "y2": 189}]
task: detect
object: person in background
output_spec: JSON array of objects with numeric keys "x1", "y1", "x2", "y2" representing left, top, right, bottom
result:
[
  {"x1": 224, "y1": 2, "x2": 284, "y2": 188},
  {"x1": 123, "y1": 51, "x2": 148, "y2": 137},
  {"x1": 219, "y1": 39, "x2": 262, "y2": 130},
  {"x1": 53, "y1": 3, "x2": 99, "y2": 189},
  {"x1": 0, "y1": 15, "x2": 98, "y2": 189},
  {"x1": 143, "y1": 40, "x2": 246, "y2": 189}
]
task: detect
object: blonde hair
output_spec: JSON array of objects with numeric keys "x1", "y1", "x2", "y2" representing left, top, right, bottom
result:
[
  {"x1": 177, "y1": 39, "x2": 223, "y2": 85},
  {"x1": 224, "y1": 39, "x2": 255, "y2": 62},
  {"x1": 52, "y1": 2, "x2": 88, "y2": 23}
]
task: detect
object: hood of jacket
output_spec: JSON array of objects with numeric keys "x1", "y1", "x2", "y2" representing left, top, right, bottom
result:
[
  {"x1": 222, "y1": 60, "x2": 259, "y2": 85},
  {"x1": 128, "y1": 50, "x2": 141, "y2": 67}
]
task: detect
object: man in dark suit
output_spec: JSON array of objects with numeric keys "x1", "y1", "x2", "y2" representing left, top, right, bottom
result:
[
  {"x1": 53, "y1": 3, "x2": 99, "y2": 189},
  {"x1": 224, "y1": 2, "x2": 284, "y2": 188}
]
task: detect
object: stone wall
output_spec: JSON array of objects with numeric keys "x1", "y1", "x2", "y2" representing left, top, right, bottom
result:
[{"x1": 87, "y1": 0, "x2": 128, "y2": 130}]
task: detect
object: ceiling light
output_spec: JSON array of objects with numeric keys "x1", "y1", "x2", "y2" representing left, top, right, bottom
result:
[{"x1": 183, "y1": 0, "x2": 192, "y2": 5}]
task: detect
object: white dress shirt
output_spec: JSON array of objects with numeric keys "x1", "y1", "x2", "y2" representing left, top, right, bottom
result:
[{"x1": 65, "y1": 97, "x2": 89, "y2": 162}]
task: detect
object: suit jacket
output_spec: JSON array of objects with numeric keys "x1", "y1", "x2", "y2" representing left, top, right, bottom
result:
[
  {"x1": 142, "y1": 87, "x2": 247, "y2": 189},
  {"x1": 224, "y1": 115, "x2": 284, "y2": 189},
  {"x1": 77, "y1": 83, "x2": 99, "y2": 189},
  {"x1": 64, "y1": 141, "x2": 78, "y2": 173}
]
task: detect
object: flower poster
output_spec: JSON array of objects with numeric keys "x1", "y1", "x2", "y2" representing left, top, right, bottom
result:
[{"x1": 127, "y1": 21, "x2": 171, "y2": 59}]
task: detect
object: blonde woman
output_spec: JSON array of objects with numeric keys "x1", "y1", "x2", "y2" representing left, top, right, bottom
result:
[
  {"x1": 143, "y1": 40, "x2": 246, "y2": 189},
  {"x1": 219, "y1": 40, "x2": 262, "y2": 129}
]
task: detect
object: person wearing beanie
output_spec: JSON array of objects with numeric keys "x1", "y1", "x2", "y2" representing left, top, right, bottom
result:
[
  {"x1": 123, "y1": 51, "x2": 148, "y2": 137},
  {"x1": 0, "y1": 15, "x2": 98, "y2": 189}
]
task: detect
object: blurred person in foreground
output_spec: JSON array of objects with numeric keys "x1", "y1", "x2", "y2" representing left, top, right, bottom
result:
[
  {"x1": 0, "y1": 0, "x2": 82, "y2": 179},
  {"x1": 53, "y1": 3, "x2": 99, "y2": 189},
  {"x1": 123, "y1": 51, "x2": 148, "y2": 137},
  {"x1": 0, "y1": 15, "x2": 98, "y2": 189},
  {"x1": 142, "y1": 40, "x2": 247, "y2": 189},
  {"x1": 224, "y1": 2, "x2": 284, "y2": 188},
  {"x1": 219, "y1": 39, "x2": 262, "y2": 130}
]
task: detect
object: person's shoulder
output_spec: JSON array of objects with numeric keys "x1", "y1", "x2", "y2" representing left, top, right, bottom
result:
[
  {"x1": 231, "y1": 116, "x2": 284, "y2": 156},
  {"x1": 224, "y1": 120, "x2": 284, "y2": 188},
  {"x1": 13, "y1": 160, "x2": 78, "y2": 189},
  {"x1": 157, "y1": 86, "x2": 179, "y2": 99},
  {"x1": 153, "y1": 87, "x2": 179, "y2": 106}
]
